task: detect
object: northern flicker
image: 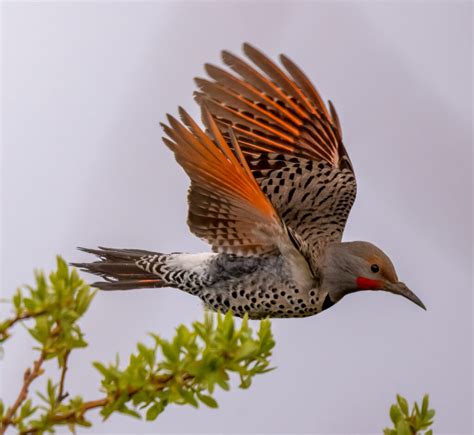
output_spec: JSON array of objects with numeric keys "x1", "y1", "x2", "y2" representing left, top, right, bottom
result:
[{"x1": 74, "y1": 43, "x2": 425, "y2": 319}]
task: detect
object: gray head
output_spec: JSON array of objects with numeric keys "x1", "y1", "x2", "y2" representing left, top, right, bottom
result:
[{"x1": 321, "y1": 241, "x2": 425, "y2": 309}]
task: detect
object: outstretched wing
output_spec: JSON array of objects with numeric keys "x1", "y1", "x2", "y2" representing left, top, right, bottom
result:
[
  {"x1": 161, "y1": 107, "x2": 292, "y2": 256},
  {"x1": 194, "y1": 43, "x2": 357, "y2": 247}
]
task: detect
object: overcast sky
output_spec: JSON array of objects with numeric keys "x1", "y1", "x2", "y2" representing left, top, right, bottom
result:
[{"x1": 1, "y1": 2, "x2": 472, "y2": 434}]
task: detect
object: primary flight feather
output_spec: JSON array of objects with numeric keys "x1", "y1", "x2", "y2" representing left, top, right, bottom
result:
[{"x1": 74, "y1": 44, "x2": 425, "y2": 318}]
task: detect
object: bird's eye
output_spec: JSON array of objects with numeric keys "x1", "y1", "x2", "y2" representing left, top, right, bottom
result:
[{"x1": 371, "y1": 264, "x2": 380, "y2": 273}]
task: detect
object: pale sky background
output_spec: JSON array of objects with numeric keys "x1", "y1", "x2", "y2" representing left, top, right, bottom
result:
[{"x1": 1, "y1": 1, "x2": 472, "y2": 434}]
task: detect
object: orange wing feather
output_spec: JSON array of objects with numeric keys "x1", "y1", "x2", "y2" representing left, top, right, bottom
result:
[
  {"x1": 194, "y1": 43, "x2": 352, "y2": 170},
  {"x1": 192, "y1": 44, "x2": 357, "y2": 248},
  {"x1": 161, "y1": 107, "x2": 287, "y2": 255}
]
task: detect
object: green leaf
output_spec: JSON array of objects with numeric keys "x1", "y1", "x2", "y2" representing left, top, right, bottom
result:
[
  {"x1": 100, "y1": 404, "x2": 115, "y2": 420},
  {"x1": 396, "y1": 395, "x2": 409, "y2": 416},
  {"x1": 28, "y1": 316, "x2": 50, "y2": 344},
  {"x1": 13, "y1": 290, "x2": 22, "y2": 311},
  {"x1": 176, "y1": 325, "x2": 192, "y2": 347},
  {"x1": 118, "y1": 406, "x2": 141, "y2": 419},
  {"x1": 198, "y1": 394, "x2": 218, "y2": 408},
  {"x1": 390, "y1": 404, "x2": 402, "y2": 425},
  {"x1": 93, "y1": 361, "x2": 111, "y2": 378},
  {"x1": 75, "y1": 286, "x2": 93, "y2": 315},
  {"x1": 215, "y1": 378, "x2": 230, "y2": 391},
  {"x1": 19, "y1": 399, "x2": 38, "y2": 420},
  {"x1": 396, "y1": 419, "x2": 411, "y2": 435},
  {"x1": 36, "y1": 391, "x2": 49, "y2": 404},
  {"x1": 222, "y1": 310, "x2": 234, "y2": 340},
  {"x1": 239, "y1": 376, "x2": 252, "y2": 389},
  {"x1": 414, "y1": 402, "x2": 421, "y2": 417},
  {"x1": 161, "y1": 340, "x2": 179, "y2": 363},
  {"x1": 234, "y1": 341, "x2": 258, "y2": 360},
  {"x1": 35, "y1": 273, "x2": 47, "y2": 300},
  {"x1": 146, "y1": 402, "x2": 164, "y2": 421},
  {"x1": 181, "y1": 390, "x2": 199, "y2": 408},
  {"x1": 421, "y1": 394, "x2": 429, "y2": 416},
  {"x1": 23, "y1": 298, "x2": 37, "y2": 311},
  {"x1": 47, "y1": 379, "x2": 57, "y2": 407},
  {"x1": 56, "y1": 256, "x2": 69, "y2": 280}
]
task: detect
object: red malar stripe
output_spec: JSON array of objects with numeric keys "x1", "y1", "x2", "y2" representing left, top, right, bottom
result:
[{"x1": 356, "y1": 277, "x2": 383, "y2": 290}]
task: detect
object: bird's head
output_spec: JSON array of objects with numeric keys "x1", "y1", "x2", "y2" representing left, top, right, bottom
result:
[{"x1": 322, "y1": 241, "x2": 425, "y2": 310}]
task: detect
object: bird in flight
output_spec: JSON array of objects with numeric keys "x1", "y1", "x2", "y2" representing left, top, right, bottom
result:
[{"x1": 74, "y1": 43, "x2": 425, "y2": 318}]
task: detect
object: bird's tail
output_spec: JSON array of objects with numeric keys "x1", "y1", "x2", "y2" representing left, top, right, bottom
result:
[{"x1": 71, "y1": 247, "x2": 169, "y2": 291}]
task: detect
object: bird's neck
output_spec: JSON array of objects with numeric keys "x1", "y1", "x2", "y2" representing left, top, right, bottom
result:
[{"x1": 320, "y1": 242, "x2": 360, "y2": 303}]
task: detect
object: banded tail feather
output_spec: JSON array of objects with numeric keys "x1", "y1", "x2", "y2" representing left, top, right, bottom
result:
[
  {"x1": 71, "y1": 247, "x2": 167, "y2": 290},
  {"x1": 72, "y1": 247, "x2": 215, "y2": 293}
]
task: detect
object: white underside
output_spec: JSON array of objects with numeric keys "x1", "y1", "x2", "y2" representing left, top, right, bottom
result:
[{"x1": 166, "y1": 252, "x2": 217, "y2": 273}]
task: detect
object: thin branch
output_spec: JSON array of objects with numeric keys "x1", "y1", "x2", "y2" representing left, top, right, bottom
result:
[
  {"x1": 19, "y1": 373, "x2": 189, "y2": 433},
  {"x1": 0, "y1": 353, "x2": 46, "y2": 435},
  {"x1": 0, "y1": 310, "x2": 48, "y2": 341},
  {"x1": 16, "y1": 398, "x2": 112, "y2": 435},
  {"x1": 56, "y1": 350, "x2": 70, "y2": 404},
  {"x1": 48, "y1": 397, "x2": 109, "y2": 424}
]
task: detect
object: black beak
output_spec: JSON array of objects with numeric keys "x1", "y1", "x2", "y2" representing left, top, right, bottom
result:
[{"x1": 386, "y1": 282, "x2": 426, "y2": 310}]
